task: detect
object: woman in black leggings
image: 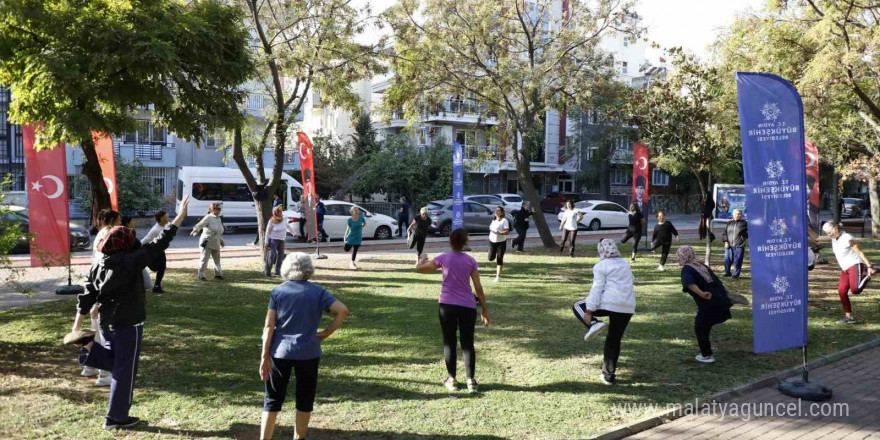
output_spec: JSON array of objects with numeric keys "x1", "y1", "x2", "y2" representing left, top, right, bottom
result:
[
  {"x1": 416, "y1": 228, "x2": 490, "y2": 394},
  {"x1": 408, "y1": 207, "x2": 431, "y2": 262},
  {"x1": 650, "y1": 210, "x2": 680, "y2": 271},
  {"x1": 620, "y1": 203, "x2": 644, "y2": 262}
]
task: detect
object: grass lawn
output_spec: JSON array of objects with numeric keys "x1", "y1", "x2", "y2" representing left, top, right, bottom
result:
[{"x1": 1, "y1": 239, "x2": 879, "y2": 440}]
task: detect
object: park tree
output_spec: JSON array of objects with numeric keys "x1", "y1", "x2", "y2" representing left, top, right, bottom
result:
[
  {"x1": 383, "y1": 0, "x2": 637, "y2": 248},
  {"x1": 0, "y1": 0, "x2": 252, "y2": 213},
  {"x1": 231, "y1": 0, "x2": 384, "y2": 249},
  {"x1": 73, "y1": 157, "x2": 162, "y2": 217}
]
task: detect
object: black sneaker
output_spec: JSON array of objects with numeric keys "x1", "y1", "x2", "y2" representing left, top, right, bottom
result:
[
  {"x1": 837, "y1": 316, "x2": 856, "y2": 325},
  {"x1": 103, "y1": 417, "x2": 141, "y2": 430},
  {"x1": 152, "y1": 286, "x2": 165, "y2": 294},
  {"x1": 214, "y1": 275, "x2": 224, "y2": 280},
  {"x1": 856, "y1": 267, "x2": 872, "y2": 294}
]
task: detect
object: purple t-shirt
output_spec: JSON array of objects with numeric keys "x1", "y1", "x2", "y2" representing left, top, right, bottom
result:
[{"x1": 434, "y1": 251, "x2": 478, "y2": 309}]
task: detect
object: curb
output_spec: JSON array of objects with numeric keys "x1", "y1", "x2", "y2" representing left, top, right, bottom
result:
[{"x1": 586, "y1": 338, "x2": 880, "y2": 440}]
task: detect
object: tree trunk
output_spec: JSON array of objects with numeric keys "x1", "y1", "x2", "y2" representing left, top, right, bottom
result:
[
  {"x1": 704, "y1": 170, "x2": 712, "y2": 266},
  {"x1": 832, "y1": 171, "x2": 840, "y2": 223},
  {"x1": 231, "y1": 128, "x2": 272, "y2": 259},
  {"x1": 869, "y1": 177, "x2": 880, "y2": 238},
  {"x1": 79, "y1": 135, "x2": 112, "y2": 215}
]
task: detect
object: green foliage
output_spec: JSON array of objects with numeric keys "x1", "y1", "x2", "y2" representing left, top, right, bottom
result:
[
  {"x1": 311, "y1": 135, "x2": 358, "y2": 199},
  {"x1": 350, "y1": 113, "x2": 379, "y2": 157},
  {"x1": 0, "y1": 0, "x2": 253, "y2": 147},
  {"x1": 74, "y1": 157, "x2": 162, "y2": 216},
  {"x1": 0, "y1": 176, "x2": 20, "y2": 261}
]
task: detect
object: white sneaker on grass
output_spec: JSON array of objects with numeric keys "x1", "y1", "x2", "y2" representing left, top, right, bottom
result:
[
  {"x1": 466, "y1": 378, "x2": 479, "y2": 394},
  {"x1": 583, "y1": 320, "x2": 607, "y2": 342},
  {"x1": 444, "y1": 377, "x2": 458, "y2": 392},
  {"x1": 81, "y1": 366, "x2": 98, "y2": 377},
  {"x1": 598, "y1": 373, "x2": 614, "y2": 386},
  {"x1": 695, "y1": 354, "x2": 715, "y2": 363},
  {"x1": 95, "y1": 372, "x2": 111, "y2": 386},
  {"x1": 493, "y1": 276, "x2": 500, "y2": 283},
  {"x1": 657, "y1": 264, "x2": 665, "y2": 271}
]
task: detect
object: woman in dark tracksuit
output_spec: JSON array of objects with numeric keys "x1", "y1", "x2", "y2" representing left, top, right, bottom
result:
[
  {"x1": 408, "y1": 207, "x2": 431, "y2": 262},
  {"x1": 67, "y1": 197, "x2": 190, "y2": 430},
  {"x1": 620, "y1": 203, "x2": 644, "y2": 261},
  {"x1": 511, "y1": 201, "x2": 534, "y2": 252},
  {"x1": 650, "y1": 210, "x2": 680, "y2": 271},
  {"x1": 677, "y1": 245, "x2": 734, "y2": 364}
]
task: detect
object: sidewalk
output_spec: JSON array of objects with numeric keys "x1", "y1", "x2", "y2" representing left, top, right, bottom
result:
[{"x1": 612, "y1": 344, "x2": 880, "y2": 440}]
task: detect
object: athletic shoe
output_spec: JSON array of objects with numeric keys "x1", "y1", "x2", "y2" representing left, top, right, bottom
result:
[
  {"x1": 198, "y1": 277, "x2": 207, "y2": 282},
  {"x1": 63, "y1": 329, "x2": 95, "y2": 346},
  {"x1": 598, "y1": 373, "x2": 614, "y2": 386},
  {"x1": 81, "y1": 366, "x2": 99, "y2": 377},
  {"x1": 722, "y1": 273, "x2": 732, "y2": 277},
  {"x1": 151, "y1": 286, "x2": 165, "y2": 294},
  {"x1": 466, "y1": 378, "x2": 479, "y2": 394},
  {"x1": 444, "y1": 377, "x2": 458, "y2": 392},
  {"x1": 583, "y1": 320, "x2": 607, "y2": 342},
  {"x1": 95, "y1": 372, "x2": 111, "y2": 386},
  {"x1": 493, "y1": 276, "x2": 500, "y2": 283},
  {"x1": 728, "y1": 292, "x2": 750, "y2": 306},
  {"x1": 856, "y1": 268, "x2": 872, "y2": 294},
  {"x1": 837, "y1": 316, "x2": 856, "y2": 325},
  {"x1": 103, "y1": 417, "x2": 141, "y2": 430},
  {"x1": 656, "y1": 265, "x2": 665, "y2": 271},
  {"x1": 695, "y1": 354, "x2": 715, "y2": 363},
  {"x1": 214, "y1": 275, "x2": 224, "y2": 280}
]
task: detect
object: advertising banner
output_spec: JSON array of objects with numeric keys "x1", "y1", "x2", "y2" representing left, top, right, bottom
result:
[
  {"x1": 713, "y1": 184, "x2": 747, "y2": 220},
  {"x1": 452, "y1": 142, "x2": 464, "y2": 231}
]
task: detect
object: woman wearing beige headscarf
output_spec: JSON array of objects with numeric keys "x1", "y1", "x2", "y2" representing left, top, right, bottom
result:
[{"x1": 572, "y1": 239, "x2": 635, "y2": 385}]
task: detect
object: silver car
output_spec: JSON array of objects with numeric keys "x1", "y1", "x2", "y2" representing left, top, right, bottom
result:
[{"x1": 426, "y1": 199, "x2": 514, "y2": 237}]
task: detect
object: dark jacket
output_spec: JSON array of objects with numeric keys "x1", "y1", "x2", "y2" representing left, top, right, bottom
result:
[
  {"x1": 513, "y1": 208, "x2": 533, "y2": 229},
  {"x1": 722, "y1": 219, "x2": 748, "y2": 248},
  {"x1": 700, "y1": 197, "x2": 715, "y2": 218},
  {"x1": 652, "y1": 222, "x2": 679, "y2": 244},
  {"x1": 78, "y1": 225, "x2": 178, "y2": 329},
  {"x1": 627, "y1": 209, "x2": 644, "y2": 232}
]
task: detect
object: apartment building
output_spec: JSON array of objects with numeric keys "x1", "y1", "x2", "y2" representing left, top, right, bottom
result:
[{"x1": 0, "y1": 87, "x2": 25, "y2": 192}]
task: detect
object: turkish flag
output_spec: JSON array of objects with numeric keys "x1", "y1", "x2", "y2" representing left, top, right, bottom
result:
[
  {"x1": 93, "y1": 132, "x2": 119, "y2": 212},
  {"x1": 296, "y1": 132, "x2": 317, "y2": 239},
  {"x1": 23, "y1": 125, "x2": 70, "y2": 267},
  {"x1": 631, "y1": 143, "x2": 650, "y2": 215},
  {"x1": 804, "y1": 140, "x2": 819, "y2": 232}
]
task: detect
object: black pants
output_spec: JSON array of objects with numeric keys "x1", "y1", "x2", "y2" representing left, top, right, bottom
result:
[
  {"x1": 298, "y1": 217, "x2": 307, "y2": 241},
  {"x1": 147, "y1": 252, "x2": 166, "y2": 288},
  {"x1": 264, "y1": 357, "x2": 320, "y2": 412},
  {"x1": 621, "y1": 230, "x2": 641, "y2": 256},
  {"x1": 651, "y1": 241, "x2": 672, "y2": 265},
  {"x1": 695, "y1": 315, "x2": 723, "y2": 357},
  {"x1": 344, "y1": 243, "x2": 360, "y2": 261},
  {"x1": 560, "y1": 229, "x2": 578, "y2": 254},
  {"x1": 397, "y1": 217, "x2": 409, "y2": 236},
  {"x1": 410, "y1": 234, "x2": 426, "y2": 256},
  {"x1": 488, "y1": 241, "x2": 506, "y2": 266},
  {"x1": 512, "y1": 225, "x2": 528, "y2": 251},
  {"x1": 438, "y1": 304, "x2": 476, "y2": 379},
  {"x1": 572, "y1": 302, "x2": 633, "y2": 382},
  {"x1": 79, "y1": 325, "x2": 143, "y2": 422}
]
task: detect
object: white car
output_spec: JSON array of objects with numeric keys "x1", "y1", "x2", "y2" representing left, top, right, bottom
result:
[
  {"x1": 465, "y1": 195, "x2": 506, "y2": 212},
  {"x1": 285, "y1": 200, "x2": 397, "y2": 241},
  {"x1": 494, "y1": 193, "x2": 524, "y2": 212},
  {"x1": 556, "y1": 200, "x2": 630, "y2": 231}
]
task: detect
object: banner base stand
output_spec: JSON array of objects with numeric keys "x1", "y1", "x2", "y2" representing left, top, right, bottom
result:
[
  {"x1": 313, "y1": 253, "x2": 328, "y2": 260},
  {"x1": 777, "y1": 379, "x2": 832, "y2": 402},
  {"x1": 55, "y1": 285, "x2": 84, "y2": 296}
]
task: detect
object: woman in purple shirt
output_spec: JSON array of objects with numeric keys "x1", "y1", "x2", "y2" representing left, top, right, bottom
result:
[{"x1": 416, "y1": 229, "x2": 490, "y2": 394}]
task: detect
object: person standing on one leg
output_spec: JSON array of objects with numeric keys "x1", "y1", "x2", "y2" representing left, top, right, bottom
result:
[
  {"x1": 722, "y1": 209, "x2": 748, "y2": 278},
  {"x1": 676, "y1": 245, "x2": 734, "y2": 364},
  {"x1": 344, "y1": 206, "x2": 367, "y2": 270},
  {"x1": 408, "y1": 207, "x2": 431, "y2": 263},
  {"x1": 820, "y1": 221, "x2": 876, "y2": 324},
  {"x1": 572, "y1": 239, "x2": 635, "y2": 385},
  {"x1": 264, "y1": 206, "x2": 291, "y2": 278},
  {"x1": 82, "y1": 209, "x2": 121, "y2": 386},
  {"x1": 488, "y1": 207, "x2": 510, "y2": 283},
  {"x1": 559, "y1": 200, "x2": 584, "y2": 257},
  {"x1": 650, "y1": 210, "x2": 679, "y2": 271},
  {"x1": 141, "y1": 210, "x2": 171, "y2": 293},
  {"x1": 65, "y1": 197, "x2": 190, "y2": 430},
  {"x1": 259, "y1": 253, "x2": 349, "y2": 440},
  {"x1": 620, "y1": 203, "x2": 644, "y2": 262},
  {"x1": 191, "y1": 203, "x2": 225, "y2": 281},
  {"x1": 416, "y1": 229, "x2": 490, "y2": 394},
  {"x1": 511, "y1": 201, "x2": 534, "y2": 252}
]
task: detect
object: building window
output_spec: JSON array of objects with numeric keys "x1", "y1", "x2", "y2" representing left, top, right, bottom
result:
[
  {"x1": 418, "y1": 128, "x2": 431, "y2": 147},
  {"x1": 559, "y1": 178, "x2": 574, "y2": 192},
  {"x1": 456, "y1": 129, "x2": 477, "y2": 158},
  {"x1": 621, "y1": 61, "x2": 628, "y2": 75},
  {"x1": 123, "y1": 120, "x2": 167, "y2": 145},
  {"x1": 611, "y1": 169, "x2": 630, "y2": 185},
  {"x1": 623, "y1": 37, "x2": 630, "y2": 47},
  {"x1": 652, "y1": 169, "x2": 670, "y2": 186}
]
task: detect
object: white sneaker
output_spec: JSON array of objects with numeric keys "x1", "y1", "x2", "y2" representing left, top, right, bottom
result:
[
  {"x1": 583, "y1": 320, "x2": 607, "y2": 342},
  {"x1": 95, "y1": 372, "x2": 112, "y2": 386},
  {"x1": 466, "y1": 378, "x2": 479, "y2": 394},
  {"x1": 493, "y1": 276, "x2": 500, "y2": 283},
  {"x1": 657, "y1": 264, "x2": 665, "y2": 271},
  {"x1": 598, "y1": 373, "x2": 614, "y2": 386},
  {"x1": 444, "y1": 377, "x2": 458, "y2": 392},
  {"x1": 695, "y1": 354, "x2": 715, "y2": 363},
  {"x1": 81, "y1": 366, "x2": 99, "y2": 377}
]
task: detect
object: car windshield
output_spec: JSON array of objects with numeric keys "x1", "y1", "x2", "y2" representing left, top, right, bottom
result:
[
  {"x1": 574, "y1": 201, "x2": 593, "y2": 209},
  {"x1": 503, "y1": 196, "x2": 522, "y2": 203}
]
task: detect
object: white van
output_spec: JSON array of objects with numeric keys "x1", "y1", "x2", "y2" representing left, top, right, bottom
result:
[{"x1": 176, "y1": 166, "x2": 303, "y2": 232}]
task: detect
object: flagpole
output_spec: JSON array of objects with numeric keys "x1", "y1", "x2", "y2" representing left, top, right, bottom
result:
[{"x1": 55, "y1": 249, "x2": 83, "y2": 296}]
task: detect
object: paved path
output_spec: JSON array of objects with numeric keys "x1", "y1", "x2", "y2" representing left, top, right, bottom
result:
[{"x1": 625, "y1": 346, "x2": 880, "y2": 440}]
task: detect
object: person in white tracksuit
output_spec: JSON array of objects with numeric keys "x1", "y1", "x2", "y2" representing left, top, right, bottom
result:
[{"x1": 191, "y1": 202, "x2": 225, "y2": 281}]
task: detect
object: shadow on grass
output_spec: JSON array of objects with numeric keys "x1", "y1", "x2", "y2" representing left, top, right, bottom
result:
[{"x1": 130, "y1": 422, "x2": 512, "y2": 440}]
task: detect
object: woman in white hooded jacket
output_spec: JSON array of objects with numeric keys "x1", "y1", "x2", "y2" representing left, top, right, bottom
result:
[{"x1": 572, "y1": 238, "x2": 636, "y2": 385}]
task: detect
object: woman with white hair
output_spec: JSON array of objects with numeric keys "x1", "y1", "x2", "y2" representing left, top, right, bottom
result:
[
  {"x1": 191, "y1": 202, "x2": 225, "y2": 281},
  {"x1": 260, "y1": 252, "x2": 349, "y2": 440},
  {"x1": 821, "y1": 221, "x2": 876, "y2": 324},
  {"x1": 572, "y1": 239, "x2": 635, "y2": 385},
  {"x1": 408, "y1": 207, "x2": 431, "y2": 261}
]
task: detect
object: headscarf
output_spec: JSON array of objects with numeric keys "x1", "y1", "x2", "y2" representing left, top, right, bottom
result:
[
  {"x1": 676, "y1": 245, "x2": 713, "y2": 283},
  {"x1": 597, "y1": 238, "x2": 621, "y2": 259},
  {"x1": 98, "y1": 226, "x2": 138, "y2": 254}
]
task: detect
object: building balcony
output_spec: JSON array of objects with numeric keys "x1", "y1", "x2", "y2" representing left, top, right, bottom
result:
[
  {"x1": 422, "y1": 100, "x2": 498, "y2": 125},
  {"x1": 374, "y1": 112, "x2": 408, "y2": 129},
  {"x1": 114, "y1": 141, "x2": 174, "y2": 162},
  {"x1": 464, "y1": 145, "x2": 502, "y2": 160}
]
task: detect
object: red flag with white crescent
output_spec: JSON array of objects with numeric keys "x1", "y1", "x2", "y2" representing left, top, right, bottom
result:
[
  {"x1": 631, "y1": 143, "x2": 650, "y2": 214},
  {"x1": 23, "y1": 125, "x2": 70, "y2": 267},
  {"x1": 805, "y1": 140, "x2": 819, "y2": 233},
  {"x1": 296, "y1": 132, "x2": 317, "y2": 238},
  {"x1": 93, "y1": 132, "x2": 119, "y2": 212}
]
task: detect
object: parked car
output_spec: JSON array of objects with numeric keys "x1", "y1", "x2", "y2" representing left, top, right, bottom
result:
[
  {"x1": 426, "y1": 199, "x2": 514, "y2": 237},
  {"x1": 285, "y1": 200, "x2": 397, "y2": 241},
  {"x1": 1, "y1": 206, "x2": 91, "y2": 254},
  {"x1": 556, "y1": 200, "x2": 630, "y2": 231},
  {"x1": 841, "y1": 198, "x2": 862, "y2": 218},
  {"x1": 540, "y1": 192, "x2": 587, "y2": 213},
  {"x1": 494, "y1": 193, "x2": 524, "y2": 212},
  {"x1": 465, "y1": 195, "x2": 506, "y2": 211}
]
